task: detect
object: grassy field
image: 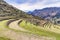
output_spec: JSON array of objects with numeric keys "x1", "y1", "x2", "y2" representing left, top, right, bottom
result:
[{"x1": 19, "y1": 20, "x2": 60, "y2": 40}]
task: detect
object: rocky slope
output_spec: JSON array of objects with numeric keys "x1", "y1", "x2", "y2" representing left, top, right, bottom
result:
[{"x1": 0, "y1": 0, "x2": 47, "y2": 26}]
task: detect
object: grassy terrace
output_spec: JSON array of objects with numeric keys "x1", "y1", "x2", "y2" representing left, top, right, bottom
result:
[
  {"x1": 0, "y1": 20, "x2": 9, "y2": 30},
  {"x1": 0, "y1": 19, "x2": 60, "y2": 40},
  {"x1": 19, "y1": 20, "x2": 60, "y2": 40},
  {"x1": 0, "y1": 20, "x2": 11, "y2": 40}
]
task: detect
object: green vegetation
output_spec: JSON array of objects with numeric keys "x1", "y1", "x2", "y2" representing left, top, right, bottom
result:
[
  {"x1": 0, "y1": 37, "x2": 10, "y2": 40},
  {"x1": 0, "y1": 19, "x2": 60, "y2": 40},
  {"x1": 19, "y1": 20, "x2": 60, "y2": 40},
  {"x1": 0, "y1": 20, "x2": 9, "y2": 30},
  {"x1": 1, "y1": 0, "x2": 60, "y2": 40}
]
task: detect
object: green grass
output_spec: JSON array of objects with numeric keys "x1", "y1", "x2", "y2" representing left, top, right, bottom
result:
[
  {"x1": 43, "y1": 22, "x2": 60, "y2": 34},
  {"x1": 0, "y1": 37, "x2": 10, "y2": 40},
  {"x1": 0, "y1": 20, "x2": 9, "y2": 30},
  {"x1": 0, "y1": 20, "x2": 12, "y2": 40},
  {"x1": 19, "y1": 20, "x2": 60, "y2": 40}
]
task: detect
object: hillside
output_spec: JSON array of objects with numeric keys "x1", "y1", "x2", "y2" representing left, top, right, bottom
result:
[
  {"x1": 28, "y1": 7, "x2": 60, "y2": 24},
  {"x1": 0, "y1": 0, "x2": 60, "y2": 40},
  {"x1": 28, "y1": 7, "x2": 60, "y2": 18},
  {"x1": 0, "y1": 0, "x2": 47, "y2": 26},
  {"x1": 0, "y1": 0, "x2": 31, "y2": 19}
]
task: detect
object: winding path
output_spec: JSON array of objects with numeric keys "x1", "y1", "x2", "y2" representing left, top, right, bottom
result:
[{"x1": 8, "y1": 19, "x2": 27, "y2": 31}]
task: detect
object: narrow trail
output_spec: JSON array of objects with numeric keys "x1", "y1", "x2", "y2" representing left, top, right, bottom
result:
[{"x1": 8, "y1": 19, "x2": 27, "y2": 31}]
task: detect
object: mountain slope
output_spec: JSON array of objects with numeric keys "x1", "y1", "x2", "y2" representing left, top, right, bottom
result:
[
  {"x1": 28, "y1": 7, "x2": 60, "y2": 24},
  {"x1": 0, "y1": 0, "x2": 48, "y2": 26},
  {"x1": 0, "y1": 0, "x2": 29, "y2": 19},
  {"x1": 0, "y1": 0, "x2": 60, "y2": 40},
  {"x1": 28, "y1": 7, "x2": 60, "y2": 18}
]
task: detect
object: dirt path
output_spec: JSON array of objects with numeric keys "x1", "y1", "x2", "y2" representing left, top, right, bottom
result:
[
  {"x1": 0, "y1": 29, "x2": 55, "y2": 40},
  {"x1": 9, "y1": 20, "x2": 27, "y2": 31}
]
